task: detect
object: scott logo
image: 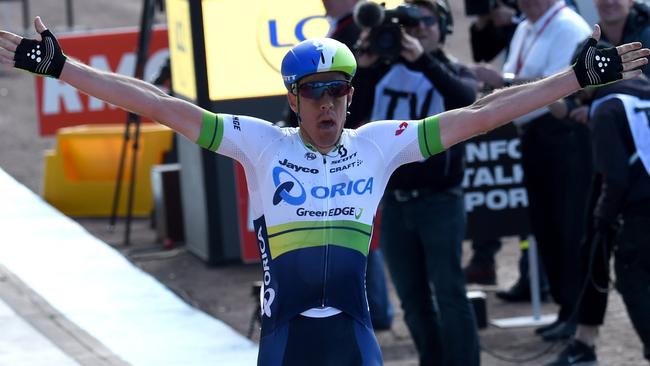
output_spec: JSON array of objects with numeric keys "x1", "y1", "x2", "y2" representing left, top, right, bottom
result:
[
  {"x1": 338, "y1": 145, "x2": 348, "y2": 158},
  {"x1": 395, "y1": 122, "x2": 408, "y2": 136}
]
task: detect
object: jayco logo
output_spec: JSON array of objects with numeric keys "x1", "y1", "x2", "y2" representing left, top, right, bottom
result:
[
  {"x1": 279, "y1": 158, "x2": 319, "y2": 174},
  {"x1": 258, "y1": 226, "x2": 275, "y2": 317},
  {"x1": 272, "y1": 167, "x2": 374, "y2": 206}
]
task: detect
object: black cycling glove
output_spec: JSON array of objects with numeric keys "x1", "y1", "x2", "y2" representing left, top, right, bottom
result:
[
  {"x1": 14, "y1": 29, "x2": 66, "y2": 78},
  {"x1": 572, "y1": 38, "x2": 623, "y2": 88}
]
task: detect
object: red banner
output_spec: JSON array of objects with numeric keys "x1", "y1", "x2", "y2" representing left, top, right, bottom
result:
[{"x1": 35, "y1": 26, "x2": 169, "y2": 135}]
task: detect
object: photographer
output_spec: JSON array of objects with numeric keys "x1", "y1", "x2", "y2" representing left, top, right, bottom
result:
[{"x1": 352, "y1": 1, "x2": 480, "y2": 365}]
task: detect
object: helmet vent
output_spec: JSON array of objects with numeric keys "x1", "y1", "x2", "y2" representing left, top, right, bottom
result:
[{"x1": 280, "y1": 38, "x2": 357, "y2": 91}]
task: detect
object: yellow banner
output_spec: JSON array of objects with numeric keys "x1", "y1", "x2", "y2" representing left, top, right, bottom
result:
[
  {"x1": 166, "y1": 0, "x2": 197, "y2": 101},
  {"x1": 202, "y1": 0, "x2": 402, "y2": 101},
  {"x1": 169, "y1": 0, "x2": 403, "y2": 101}
]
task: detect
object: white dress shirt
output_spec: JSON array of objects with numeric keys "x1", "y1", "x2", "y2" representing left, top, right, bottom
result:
[{"x1": 503, "y1": 1, "x2": 591, "y2": 123}]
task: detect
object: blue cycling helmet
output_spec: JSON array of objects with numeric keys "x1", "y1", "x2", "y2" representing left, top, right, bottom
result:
[{"x1": 281, "y1": 38, "x2": 357, "y2": 94}]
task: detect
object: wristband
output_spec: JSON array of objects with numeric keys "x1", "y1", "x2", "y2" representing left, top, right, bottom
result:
[
  {"x1": 196, "y1": 111, "x2": 223, "y2": 151},
  {"x1": 14, "y1": 29, "x2": 67, "y2": 78},
  {"x1": 572, "y1": 38, "x2": 623, "y2": 88}
]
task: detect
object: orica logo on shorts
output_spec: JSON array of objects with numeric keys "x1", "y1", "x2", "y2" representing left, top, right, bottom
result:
[{"x1": 258, "y1": 225, "x2": 275, "y2": 318}]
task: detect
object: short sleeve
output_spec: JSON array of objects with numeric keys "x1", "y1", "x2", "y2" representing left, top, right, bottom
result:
[
  {"x1": 355, "y1": 115, "x2": 445, "y2": 172},
  {"x1": 197, "y1": 112, "x2": 284, "y2": 166}
]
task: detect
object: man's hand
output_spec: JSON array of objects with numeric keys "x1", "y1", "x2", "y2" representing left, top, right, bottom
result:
[
  {"x1": 470, "y1": 63, "x2": 504, "y2": 89},
  {"x1": 573, "y1": 25, "x2": 649, "y2": 88},
  {"x1": 568, "y1": 106, "x2": 589, "y2": 123},
  {"x1": 0, "y1": 16, "x2": 67, "y2": 78},
  {"x1": 400, "y1": 30, "x2": 423, "y2": 63}
]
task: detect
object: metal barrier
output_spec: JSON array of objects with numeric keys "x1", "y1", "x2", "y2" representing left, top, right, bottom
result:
[
  {"x1": 0, "y1": 0, "x2": 29, "y2": 30},
  {"x1": 0, "y1": 0, "x2": 75, "y2": 31}
]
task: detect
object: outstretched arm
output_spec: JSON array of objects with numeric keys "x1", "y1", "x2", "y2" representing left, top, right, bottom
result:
[
  {"x1": 0, "y1": 17, "x2": 203, "y2": 142},
  {"x1": 437, "y1": 25, "x2": 650, "y2": 149}
]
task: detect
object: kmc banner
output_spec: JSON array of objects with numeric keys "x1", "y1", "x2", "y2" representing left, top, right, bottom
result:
[{"x1": 35, "y1": 26, "x2": 169, "y2": 135}]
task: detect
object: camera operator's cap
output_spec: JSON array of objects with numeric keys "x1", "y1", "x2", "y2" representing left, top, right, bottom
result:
[{"x1": 281, "y1": 38, "x2": 357, "y2": 93}]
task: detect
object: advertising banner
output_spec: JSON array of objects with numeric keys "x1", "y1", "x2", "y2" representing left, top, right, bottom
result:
[
  {"x1": 35, "y1": 26, "x2": 169, "y2": 135},
  {"x1": 199, "y1": 0, "x2": 402, "y2": 101},
  {"x1": 463, "y1": 124, "x2": 530, "y2": 239}
]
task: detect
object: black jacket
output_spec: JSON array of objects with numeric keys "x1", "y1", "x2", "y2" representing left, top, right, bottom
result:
[
  {"x1": 590, "y1": 77, "x2": 650, "y2": 223},
  {"x1": 470, "y1": 21, "x2": 518, "y2": 63},
  {"x1": 600, "y1": 2, "x2": 650, "y2": 77},
  {"x1": 351, "y1": 51, "x2": 478, "y2": 191}
]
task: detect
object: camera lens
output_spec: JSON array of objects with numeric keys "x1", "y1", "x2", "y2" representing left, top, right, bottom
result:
[{"x1": 375, "y1": 29, "x2": 399, "y2": 53}]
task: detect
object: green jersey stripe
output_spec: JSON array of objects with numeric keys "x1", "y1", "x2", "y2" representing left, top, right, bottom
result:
[
  {"x1": 197, "y1": 112, "x2": 224, "y2": 151},
  {"x1": 269, "y1": 226, "x2": 371, "y2": 259},
  {"x1": 269, "y1": 226, "x2": 371, "y2": 239},
  {"x1": 268, "y1": 220, "x2": 371, "y2": 235},
  {"x1": 417, "y1": 115, "x2": 444, "y2": 157}
]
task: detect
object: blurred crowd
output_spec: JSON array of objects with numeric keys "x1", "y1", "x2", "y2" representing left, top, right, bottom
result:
[{"x1": 307, "y1": 0, "x2": 650, "y2": 365}]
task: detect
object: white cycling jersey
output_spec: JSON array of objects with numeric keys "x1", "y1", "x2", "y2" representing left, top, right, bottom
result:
[{"x1": 198, "y1": 112, "x2": 444, "y2": 335}]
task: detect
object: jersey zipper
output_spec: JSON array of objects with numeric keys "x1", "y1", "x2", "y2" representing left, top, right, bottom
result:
[{"x1": 321, "y1": 154, "x2": 330, "y2": 307}]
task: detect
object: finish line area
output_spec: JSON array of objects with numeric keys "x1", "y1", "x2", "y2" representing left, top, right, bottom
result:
[{"x1": 0, "y1": 168, "x2": 258, "y2": 365}]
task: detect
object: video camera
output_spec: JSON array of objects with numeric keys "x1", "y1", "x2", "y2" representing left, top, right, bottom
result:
[
  {"x1": 465, "y1": 0, "x2": 517, "y2": 16},
  {"x1": 353, "y1": 1, "x2": 421, "y2": 62}
]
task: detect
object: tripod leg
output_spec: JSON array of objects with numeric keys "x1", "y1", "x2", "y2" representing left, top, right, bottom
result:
[
  {"x1": 120, "y1": 0, "x2": 156, "y2": 244},
  {"x1": 109, "y1": 120, "x2": 132, "y2": 231},
  {"x1": 247, "y1": 305, "x2": 261, "y2": 339},
  {"x1": 124, "y1": 116, "x2": 141, "y2": 246}
]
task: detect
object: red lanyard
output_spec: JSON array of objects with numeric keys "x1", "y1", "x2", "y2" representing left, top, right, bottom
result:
[{"x1": 515, "y1": 5, "x2": 566, "y2": 76}]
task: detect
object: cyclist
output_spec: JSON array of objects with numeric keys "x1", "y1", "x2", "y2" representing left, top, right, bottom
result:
[{"x1": 1, "y1": 16, "x2": 647, "y2": 366}]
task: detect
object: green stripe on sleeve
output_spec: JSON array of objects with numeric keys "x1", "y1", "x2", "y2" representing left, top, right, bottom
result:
[
  {"x1": 267, "y1": 220, "x2": 372, "y2": 259},
  {"x1": 417, "y1": 115, "x2": 444, "y2": 157},
  {"x1": 196, "y1": 112, "x2": 224, "y2": 151}
]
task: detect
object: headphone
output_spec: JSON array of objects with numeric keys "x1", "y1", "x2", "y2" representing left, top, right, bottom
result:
[
  {"x1": 435, "y1": 0, "x2": 453, "y2": 44},
  {"x1": 406, "y1": 0, "x2": 454, "y2": 43}
]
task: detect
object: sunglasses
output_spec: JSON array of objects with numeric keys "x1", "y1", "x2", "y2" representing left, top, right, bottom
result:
[{"x1": 297, "y1": 80, "x2": 352, "y2": 99}]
